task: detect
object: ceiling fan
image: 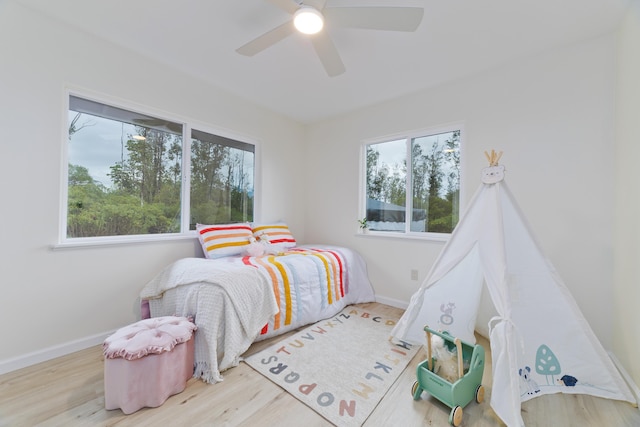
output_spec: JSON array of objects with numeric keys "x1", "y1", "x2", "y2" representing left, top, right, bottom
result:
[{"x1": 236, "y1": 0, "x2": 424, "y2": 77}]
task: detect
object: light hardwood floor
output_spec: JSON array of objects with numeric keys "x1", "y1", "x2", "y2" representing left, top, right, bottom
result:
[{"x1": 1, "y1": 302, "x2": 638, "y2": 427}]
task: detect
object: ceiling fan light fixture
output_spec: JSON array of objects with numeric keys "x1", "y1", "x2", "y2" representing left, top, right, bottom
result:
[{"x1": 293, "y1": 6, "x2": 324, "y2": 35}]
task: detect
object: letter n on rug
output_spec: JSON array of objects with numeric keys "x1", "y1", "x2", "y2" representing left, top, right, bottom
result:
[{"x1": 244, "y1": 307, "x2": 420, "y2": 426}]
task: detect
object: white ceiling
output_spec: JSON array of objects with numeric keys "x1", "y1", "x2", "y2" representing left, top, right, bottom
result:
[{"x1": 16, "y1": 0, "x2": 630, "y2": 124}]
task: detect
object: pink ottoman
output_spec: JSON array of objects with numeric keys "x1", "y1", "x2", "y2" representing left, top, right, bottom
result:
[{"x1": 103, "y1": 316, "x2": 197, "y2": 414}]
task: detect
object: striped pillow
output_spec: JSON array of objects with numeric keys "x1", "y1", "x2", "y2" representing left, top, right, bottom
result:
[
  {"x1": 196, "y1": 223, "x2": 253, "y2": 259},
  {"x1": 251, "y1": 222, "x2": 296, "y2": 248}
]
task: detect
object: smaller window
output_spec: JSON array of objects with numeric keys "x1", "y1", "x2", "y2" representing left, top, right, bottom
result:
[
  {"x1": 189, "y1": 129, "x2": 255, "y2": 229},
  {"x1": 363, "y1": 127, "x2": 461, "y2": 235}
]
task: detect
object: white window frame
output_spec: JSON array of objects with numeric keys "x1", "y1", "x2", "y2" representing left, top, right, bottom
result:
[
  {"x1": 56, "y1": 88, "x2": 260, "y2": 248},
  {"x1": 359, "y1": 122, "x2": 465, "y2": 241}
]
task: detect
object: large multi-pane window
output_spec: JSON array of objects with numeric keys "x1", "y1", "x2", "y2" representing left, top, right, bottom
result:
[
  {"x1": 363, "y1": 127, "x2": 461, "y2": 235},
  {"x1": 65, "y1": 94, "x2": 254, "y2": 241}
]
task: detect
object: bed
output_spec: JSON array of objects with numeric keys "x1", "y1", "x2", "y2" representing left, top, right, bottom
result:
[{"x1": 140, "y1": 222, "x2": 375, "y2": 383}]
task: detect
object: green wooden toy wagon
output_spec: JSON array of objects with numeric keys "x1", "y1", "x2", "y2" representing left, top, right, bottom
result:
[{"x1": 412, "y1": 326, "x2": 486, "y2": 426}]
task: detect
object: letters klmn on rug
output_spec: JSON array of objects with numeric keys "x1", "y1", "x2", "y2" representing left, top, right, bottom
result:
[{"x1": 244, "y1": 307, "x2": 420, "y2": 426}]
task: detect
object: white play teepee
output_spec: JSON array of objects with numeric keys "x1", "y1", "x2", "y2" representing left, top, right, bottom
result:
[{"x1": 391, "y1": 151, "x2": 637, "y2": 427}]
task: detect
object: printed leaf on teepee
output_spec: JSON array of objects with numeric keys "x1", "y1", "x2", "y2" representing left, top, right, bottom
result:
[{"x1": 536, "y1": 344, "x2": 561, "y2": 384}]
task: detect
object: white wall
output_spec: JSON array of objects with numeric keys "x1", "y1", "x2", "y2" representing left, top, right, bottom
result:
[
  {"x1": 305, "y1": 33, "x2": 618, "y2": 348},
  {"x1": 614, "y1": 2, "x2": 640, "y2": 388},
  {"x1": 0, "y1": 2, "x2": 305, "y2": 370}
]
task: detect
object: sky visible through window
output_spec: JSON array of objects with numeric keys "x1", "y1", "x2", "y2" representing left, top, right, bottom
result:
[
  {"x1": 68, "y1": 111, "x2": 136, "y2": 188},
  {"x1": 370, "y1": 132, "x2": 458, "y2": 199}
]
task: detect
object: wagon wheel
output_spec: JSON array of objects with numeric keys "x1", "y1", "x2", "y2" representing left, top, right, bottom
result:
[
  {"x1": 449, "y1": 405, "x2": 463, "y2": 426},
  {"x1": 411, "y1": 381, "x2": 421, "y2": 400},
  {"x1": 475, "y1": 384, "x2": 485, "y2": 404}
]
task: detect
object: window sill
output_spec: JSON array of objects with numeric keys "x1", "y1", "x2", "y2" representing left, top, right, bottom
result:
[
  {"x1": 52, "y1": 232, "x2": 198, "y2": 250},
  {"x1": 354, "y1": 230, "x2": 451, "y2": 243}
]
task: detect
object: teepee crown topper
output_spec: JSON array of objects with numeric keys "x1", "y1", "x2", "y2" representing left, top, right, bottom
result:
[{"x1": 482, "y1": 149, "x2": 505, "y2": 184}]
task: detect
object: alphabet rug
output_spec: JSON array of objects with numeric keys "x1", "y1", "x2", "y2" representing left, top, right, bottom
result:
[{"x1": 244, "y1": 306, "x2": 420, "y2": 426}]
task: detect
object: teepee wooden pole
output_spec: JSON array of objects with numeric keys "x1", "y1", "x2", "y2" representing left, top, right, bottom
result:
[
  {"x1": 484, "y1": 149, "x2": 503, "y2": 166},
  {"x1": 484, "y1": 151, "x2": 491, "y2": 164}
]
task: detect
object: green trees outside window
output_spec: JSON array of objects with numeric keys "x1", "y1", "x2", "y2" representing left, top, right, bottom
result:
[
  {"x1": 365, "y1": 129, "x2": 460, "y2": 234},
  {"x1": 189, "y1": 129, "x2": 254, "y2": 228},
  {"x1": 66, "y1": 95, "x2": 254, "y2": 239}
]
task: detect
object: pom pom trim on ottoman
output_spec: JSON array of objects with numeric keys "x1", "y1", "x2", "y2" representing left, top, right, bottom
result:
[{"x1": 103, "y1": 316, "x2": 197, "y2": 414}]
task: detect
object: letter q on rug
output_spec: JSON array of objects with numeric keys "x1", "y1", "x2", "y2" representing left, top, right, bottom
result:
[{"x1": 244, "y1": 307, "x2": 420, "y2": 426}]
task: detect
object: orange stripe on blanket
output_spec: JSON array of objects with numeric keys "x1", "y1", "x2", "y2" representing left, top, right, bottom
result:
[
  {"x1": 308, "y1": 249, "x2": 345, "y2": 301},
  {"x1": 267, "y1": 256, "x2": 292, "y2": 326},
  {"x1": 242, "y1": 256, "x2": 270, "y2": 334},
  {"x1": 319, "y1": 249, "x2": 345, "y2": 298},
  {"x1": 325, "y1": 252, "x2": 341, "y2": 303},
  {"x1": 255, "y1": 258, "x2": 281, "y2": 330}
]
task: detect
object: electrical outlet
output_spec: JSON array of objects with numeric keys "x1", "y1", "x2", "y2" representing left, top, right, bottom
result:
[{"x1": 411, "y1": 269, "x2": 418, "y2": 281}]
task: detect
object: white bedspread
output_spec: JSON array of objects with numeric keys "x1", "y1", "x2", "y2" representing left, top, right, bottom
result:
[
  {"x1": 140, "y1": 258, "x2": 279, "y2": 383},
  {"x1": 140, "y1": 245, "x2": 375, "y2": 383}
]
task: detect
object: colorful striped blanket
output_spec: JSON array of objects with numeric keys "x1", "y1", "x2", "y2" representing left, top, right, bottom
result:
[
  {"x1": 242, "y1": 247, "x2": 350, "y2": 339},
  {"x1": 141, "y1": 245, "x2": 375, "y2": 382}
]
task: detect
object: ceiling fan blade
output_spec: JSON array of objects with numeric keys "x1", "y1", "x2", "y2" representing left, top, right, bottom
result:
[
  {"x1": 310, "y1": 31, "x2": 346, "y2": 77},
  {"x1": 304, "y1": 0, "x2": 327, "y2": 10},
  {"x1": 266, "y1": 0, "x2": 299, "y2": 15},
  {"x1": 324, "y1": 7, "x2": 424, "y2": 32},
  {"x1": 236, "y1": 21, "x2": 294, "y2": 56}
]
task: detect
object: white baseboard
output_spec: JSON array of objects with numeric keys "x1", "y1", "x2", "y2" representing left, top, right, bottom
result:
[
  {"x1": 0, "y1": 330, "x2": 114, "y2": 375},
  {"x1": 1, "y1": 296, "x2": 407, "y2": 376},
  {"x1": 375, "y1": 294, "x2": 409, "y2": 310}
]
